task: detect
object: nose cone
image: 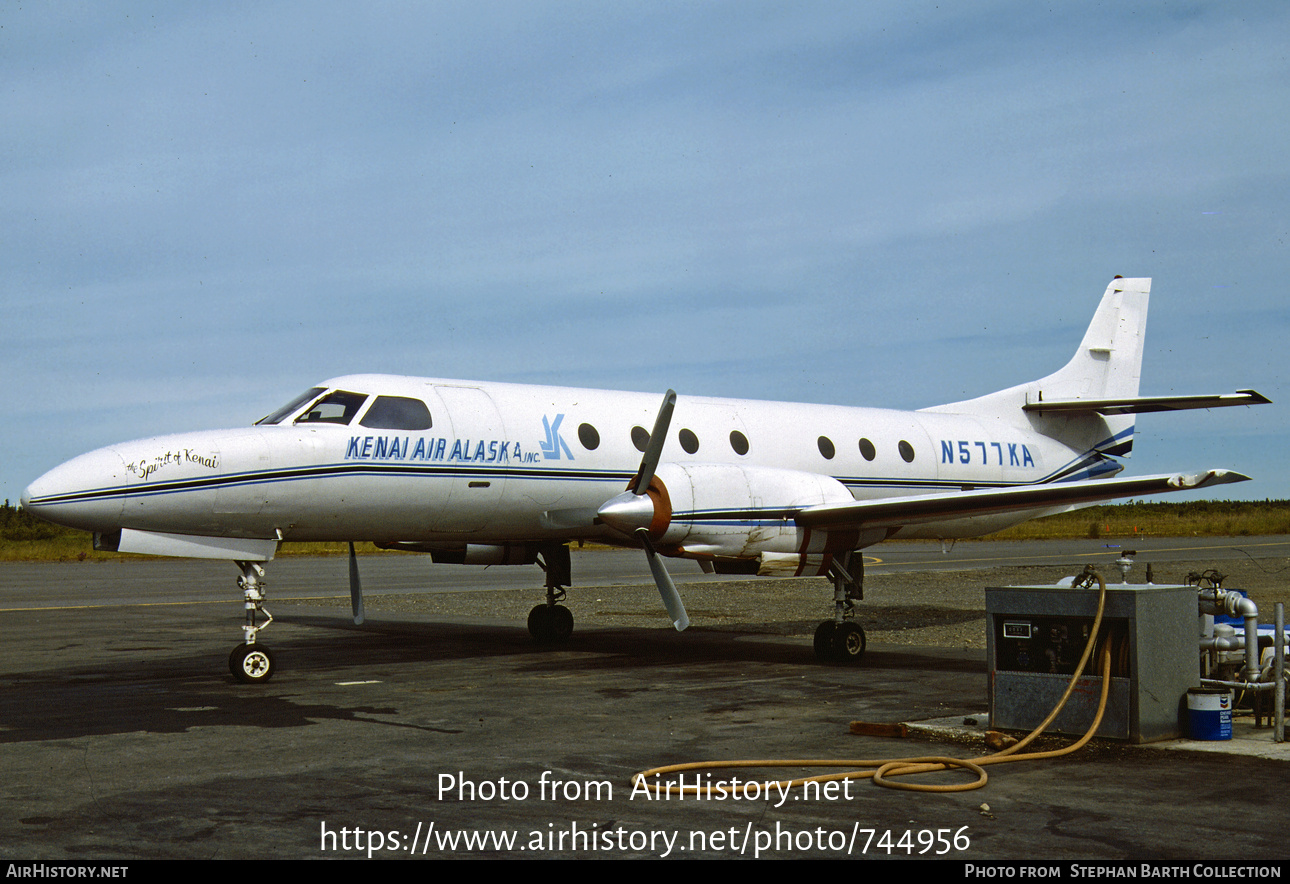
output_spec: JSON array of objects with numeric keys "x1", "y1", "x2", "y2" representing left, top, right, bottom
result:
[{"x1": 22, "y1": 447, "x2": 128, "y2": 532}]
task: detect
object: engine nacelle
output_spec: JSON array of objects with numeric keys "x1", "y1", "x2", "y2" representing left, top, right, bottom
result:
[{"x1": 648, "y1": 462, "x2": 855, "y2": 559}]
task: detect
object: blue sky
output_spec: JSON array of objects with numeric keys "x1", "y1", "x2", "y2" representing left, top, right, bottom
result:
[{"x1": 4, "y1": 1, "x2": 1286, "y2": 505}]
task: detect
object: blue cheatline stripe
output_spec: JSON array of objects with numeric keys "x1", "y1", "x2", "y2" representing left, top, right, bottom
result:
[
  {"x1": 31, "y1": 441, "x2": 1126, "y2": 508},
  {"x1": 28, "y1": 462, "x2": 640, "y2": 506}
]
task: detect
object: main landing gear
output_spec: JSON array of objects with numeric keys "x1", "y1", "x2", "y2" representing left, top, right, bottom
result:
[
  {"x1": 814, "y1": 552, "x2": 867, "y2": 664},
  {"x1": 528, "y1": 543, "x2": 575, "y2": 644},
  {"x1": 229, "y1": 560, "x2": 276, "y2": 683}
]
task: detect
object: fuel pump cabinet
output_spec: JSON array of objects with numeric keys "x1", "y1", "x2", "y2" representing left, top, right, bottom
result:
[{"x1": 985, "y1": 583, "x2": 1198, "y2": 743}]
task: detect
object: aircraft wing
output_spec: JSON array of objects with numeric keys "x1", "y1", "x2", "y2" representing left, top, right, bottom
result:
[
  {"x1": 794, "y1": 469, "x2": 1250, "y2": 531},
  {"x1": 1022, "y1": 390, "x2": 1270, "y2": 415}
]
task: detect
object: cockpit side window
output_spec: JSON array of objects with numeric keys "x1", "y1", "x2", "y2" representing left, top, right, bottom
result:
[
  {"x1": 256, "y1": 387, "x2": 326, "y2": 426},
  {"x1": 294, "y1": 390, "x2": 369, "y2": 425},
  {"x1": 359, "y1": 395, "x2": 434, "y2": 430}
]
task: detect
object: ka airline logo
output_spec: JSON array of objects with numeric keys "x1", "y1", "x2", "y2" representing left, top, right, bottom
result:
[{"x1": 540, "y1": 414, "x2": 573, "y2": 461}]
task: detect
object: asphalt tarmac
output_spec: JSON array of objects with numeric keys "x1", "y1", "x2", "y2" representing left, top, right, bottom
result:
[{"x1": 2, "y1": 538, "x2": 1288, "y2": 861}]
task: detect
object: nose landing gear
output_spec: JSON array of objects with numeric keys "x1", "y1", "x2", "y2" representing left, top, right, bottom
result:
[{"x1": 230, "y1": 561, "x2": 275, "y2": 683}]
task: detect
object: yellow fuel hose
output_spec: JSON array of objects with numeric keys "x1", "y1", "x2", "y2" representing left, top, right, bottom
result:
[{"x1": 632, "y1": 571, "x2": 1112, "y2": 795}]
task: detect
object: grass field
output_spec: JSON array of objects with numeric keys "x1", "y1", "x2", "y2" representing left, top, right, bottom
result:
[
  {"x1": 3, "y1": 499, "x2": 1287, "y2": 562},
  {"x1": 987, "y1": 499, "x2": 1290, "y2": 540}
]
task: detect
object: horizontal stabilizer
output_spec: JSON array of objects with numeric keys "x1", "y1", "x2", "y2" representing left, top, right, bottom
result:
[
  {"x1": 795, "y1": 470, "x2": 1250, "y2": 531},
  {"x1": 1023, "y1": 390, "x2": 1270, "y2": 415}
]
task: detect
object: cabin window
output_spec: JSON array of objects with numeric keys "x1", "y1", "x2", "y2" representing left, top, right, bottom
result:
[
  {"x1": 256, "y1": 387, "x2": 326, "y2": 425},
  {"x1": 360, "y1": 395, "x2": 433, "y2": 430},
  {"x1": 729, "y1": 430, "x2": 749, "y2": 455},
  {"x1": 578, "y1": 423, "x2": 600, "y2": 450},
  {"x1": 679, "y1": 428, "x2": 699, "y2": 454},
  {"x1": 295, "y1": 390, "x2": 368, "y2": 425},
  {"x1": 817, "y1": 436, "x2": 835, "y2": 459},
  {"x1": 858, "y1": 438, "x2": 876, "y2": 461},
  {"x1": 631, "y1": 426, "x2": 649, "y2": 452},
  {"x1": 899, "y1": 440, "x2": 916, "y2": 463}
]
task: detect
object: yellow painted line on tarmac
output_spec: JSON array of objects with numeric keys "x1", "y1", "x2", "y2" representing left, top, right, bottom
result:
[{"x1": 0, "y1": 594, "x2": 347, "y2": 613}]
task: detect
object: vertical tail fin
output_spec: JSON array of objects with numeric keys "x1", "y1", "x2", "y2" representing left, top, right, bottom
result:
[
  {"x1": 923, "y1": 278, "x2": 1150, "y2": 455},
  {"x1": 1034, "y1": 277, "x2": 1149, "y2": 402}
]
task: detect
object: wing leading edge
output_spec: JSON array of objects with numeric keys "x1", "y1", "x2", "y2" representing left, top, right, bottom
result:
[{"x1": 794, "y1": 469, "x2": 1250, "y2": 532}]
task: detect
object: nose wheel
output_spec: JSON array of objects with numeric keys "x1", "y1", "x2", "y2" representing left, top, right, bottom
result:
[{"x1": 229, "y1": 642, "x2": 276, "y2": 682}]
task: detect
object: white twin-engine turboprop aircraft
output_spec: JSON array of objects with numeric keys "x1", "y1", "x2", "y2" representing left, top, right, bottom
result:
[{"x1": 22, "y1": 278, "x2": 1269, "y2": 682}]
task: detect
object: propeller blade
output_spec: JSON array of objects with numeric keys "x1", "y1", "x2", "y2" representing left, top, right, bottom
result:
[
  {"x1": 636, "y1": 528, "x2": 689, "y2": 631},
  {"x1": 348, "y1": 541, "x2": 366, "y2": 626},
  {"x1": 629, "y1": 389, "x2": 676, "y2": 495}
]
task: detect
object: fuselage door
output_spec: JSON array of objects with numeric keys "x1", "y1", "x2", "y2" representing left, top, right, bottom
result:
[{"x1": 433, "y1": 384, "x2": 508, "y2": 532}]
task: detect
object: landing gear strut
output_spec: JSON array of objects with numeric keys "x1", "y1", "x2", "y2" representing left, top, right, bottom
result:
[
  {"x1": 229, "y1": 561, "x2": 276, "y2": 683},
  {"x1": 528, "y1": 543, "x2": 574, "y2": 643},
  {"x1": 814, "y1": 552, "x2": 866, "y2": 664}
]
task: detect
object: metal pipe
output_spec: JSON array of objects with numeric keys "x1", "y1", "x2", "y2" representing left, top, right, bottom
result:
[
  {"x1": 1277, "y1": 603, "x2": 1285, "y2": 744},
  {"x1": 1243, "y1": 613, "x2": 1261, "y2": 681},
  {"x1": 1198, "y1": 589, "x2": 1261, "y2": 682},
  {"x1": 1200, "y1": 678, "x2": 1277, "y2": 692},
  {"x1": 1200, "y1": 631, "x2": 1245, "y2": 651}
]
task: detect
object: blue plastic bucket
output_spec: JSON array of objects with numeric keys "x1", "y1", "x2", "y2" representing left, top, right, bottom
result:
[{"x1": 1187, "y1": 688, "x2": 1232, "y2": 741}]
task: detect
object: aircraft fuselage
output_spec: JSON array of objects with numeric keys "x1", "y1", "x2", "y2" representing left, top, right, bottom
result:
[{"x1": 23, "y1": 374, "x2": 1117, "y2": 554}]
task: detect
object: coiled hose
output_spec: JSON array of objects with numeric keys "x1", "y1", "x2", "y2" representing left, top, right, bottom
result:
[{"x1": 632, "y1": 569, "x2": 1112, "y2": 795}]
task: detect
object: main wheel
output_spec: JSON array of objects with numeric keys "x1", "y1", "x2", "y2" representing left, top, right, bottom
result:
[
  {"x1": 832, "y1": 622, "x2": 866, "y2": 664},
  {"x1": 229, "y1": 643, "x2": 276, "y2": 683},
  {"x1": 813, "y1": 621, "x2": 838, "y2": 661},
  {"x1": 549, "y1": 605, "x2": 574, "y2": 641},
  {"x1": 528, "y1": 604, "x2": 552, "y2": 640},
  {"x1": 528, "y1": 604, "x2": 574, "y2": 643}
]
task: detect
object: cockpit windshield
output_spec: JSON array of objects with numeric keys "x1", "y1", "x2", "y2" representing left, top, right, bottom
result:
[
  {"x1": 255, "y1": 387, "x2": 325, "y2": 426},
  {"x1": 294, "y1": 390, "x2": 369, "y2": 425}
]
